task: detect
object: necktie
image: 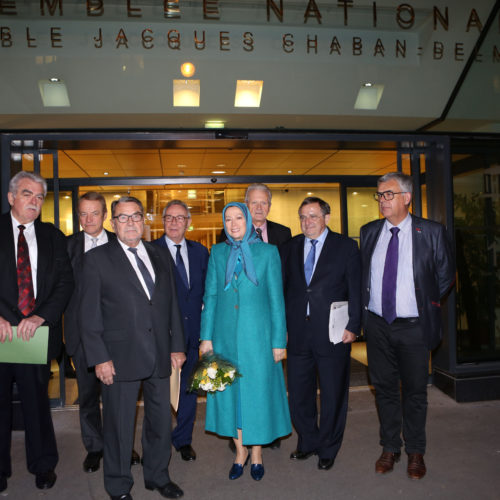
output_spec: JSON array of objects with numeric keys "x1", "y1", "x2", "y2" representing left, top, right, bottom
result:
[
  {"x1": 255, "y1": 228, "x2": 263, "y2": 241},
  {"x1": 381, "y1": 227, "x2": 400, "y2": 324},
  {"x1": 91, "y1": 237, "x2": 98, "y2": 249},
  {"x1": 17, "y1": 225, "x2": 35, "y2": 316},
  {"x1": 175, "y1": 244, "x2": 189, "y2": 289},
  {"x1": 128, "y1": 247, "x2": 155, "y2": 298},
  {"x1": 304, "y1": 239, "x2": 318, "y2": 285}
]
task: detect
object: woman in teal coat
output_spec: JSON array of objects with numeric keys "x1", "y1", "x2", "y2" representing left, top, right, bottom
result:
[{"x1": 200, "y1": 202, "x2": 291, "y2": 481}]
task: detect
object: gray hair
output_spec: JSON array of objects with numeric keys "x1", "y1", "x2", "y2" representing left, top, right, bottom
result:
[
  {"x1": 245, "y1": 183, "x2": 272, "y2": 204},
  {"x1": 9, "y1": 171, "x2": 47, "y2": 198},
  {"x1": 299, "y1": 197, "x2": 331, "y2": 216},
  {"x1": 378, "y1": 172, "x2": 413, "y2": 194},
  {"x1": 111, "y1": 196, "x2": 144, "y2": 216},
  {"x1": 78, "y1": 191, "x2": 107, "y2": 214},
  {"x1": 162, "y1": 199, "x2": 191, "y2": 218}
]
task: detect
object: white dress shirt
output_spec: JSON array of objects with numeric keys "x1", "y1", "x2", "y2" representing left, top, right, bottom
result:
[
  {"x1": 84, "y1": 229, "x2": 108, "y2": 253},
  {"x1": 11, "y1": 213, "x2": 38, "y2": 298},
  {"x1": 164, "y1": 236, "x2": 190, "y2": 286},
  {"x1": 368, "y1": 213, "x2": 419, "y2": 318},
  {"x1": 118, "y1": 239, "x2": 156, "y2": 299}
]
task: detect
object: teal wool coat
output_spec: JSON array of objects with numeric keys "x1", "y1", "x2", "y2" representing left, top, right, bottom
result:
[{"x1": 200, "y1": 241, "x2": 292, "y2": 445}]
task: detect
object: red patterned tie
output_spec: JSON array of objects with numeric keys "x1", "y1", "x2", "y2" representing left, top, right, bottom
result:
[{"x1": 17, "y1": 225, "x2": 35, "y2": 316}]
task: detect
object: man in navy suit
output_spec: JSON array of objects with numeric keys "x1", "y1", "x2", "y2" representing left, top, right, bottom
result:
[
  {"x1": 281, "y1": 197, "x2": 361, "y2": 471},
  {"x1": 360, "y1": 172, "x2": 454, "y2": 480},
  {"x1": 64, "y1": 192, "x2": 139, "y2": 474},
  {"x1": 0, "y1": 172, "x2": 74, "y2": 492},
  {"x1": 154, "y1": 200, "x2": 208, "y2": 462}
]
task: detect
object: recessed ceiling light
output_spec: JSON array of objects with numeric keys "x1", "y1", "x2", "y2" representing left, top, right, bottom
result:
[
  {"x1": 113, "y1": 194, "x2": 120, "y2": 198},
  {"x1": 177, "y1": 164, "x2": 187, "y2": 168},
  {"x1": 49, "y1": 77, "x2": 60, "y2": 83},
  {"x1": 352, "y1": 192, "x2": 358, "y2": 195},
  {"x1": 364, "y1": 82, "x2": 373, "y2": 87},
  {"x1": 288, "y1": 170, "x2": 293, "y2": 174},
  {"x1": 361, "y1": 204, "x2": 368, "y2": 208},
  {"x1": 63, "y1": 195, "x2": 70, "y2": 199},
  {"x1": 211, "y1": 170, "x2": 226, "y2": 174},
  {"x1": 307, "y1": 192, "x2": 313, "y2": 195},
  {"x1": 205, "y1": 121, "x2": 225, "y2": 129},
  {"x1": 103, "y1": 172, "x2": 109, "y2": 175}
]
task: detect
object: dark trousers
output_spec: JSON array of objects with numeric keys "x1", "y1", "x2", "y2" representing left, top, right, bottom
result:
[
  {"x1": 366, "y1": 312, "x2": 429, "y2": 455},
  {"x1": 0, "y1": 363, "x2": 58, "y2": 476},
  {"x1": 287, "y1": 324, "x2": 351, "y2": 460},
  {"x1": 72, "y1": 343, "x2": 103, "y2": 453},
  {"x1": 101, "y1": 375, "x2": 172, "y2": 497},
  {"x1": 171, "y1": 347, "x2": 198, "y2": 450}
]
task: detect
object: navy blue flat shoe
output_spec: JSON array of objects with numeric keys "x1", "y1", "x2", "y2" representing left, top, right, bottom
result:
[
  {"x1": 250, "y1": 463, "x2": 265, "y2": 481},
  {"x1": 229, "y1": 455, "x2": 249, "y2": 480}
]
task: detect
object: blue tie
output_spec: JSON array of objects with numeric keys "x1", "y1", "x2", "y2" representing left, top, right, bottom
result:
[
  {"x1": 381, "y1": 227, "x2": 400, "y2": 324},
  {"x1": 175, "y1": 244, "x2": 189, "y2": 289},
  {"x1": 304, "y1": 239, "x2": 318, "y2": 285},
  {"x1": 128, "y1": 247, "x2": 155, "y2": 298}
]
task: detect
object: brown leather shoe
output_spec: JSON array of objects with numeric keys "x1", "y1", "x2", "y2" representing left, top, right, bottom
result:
[
  {"x1": 407, "y1": 453, "x2": 426, "y2": 480},
  {"x1": 375, "y1": 451, "x2": 401, "y2": 474}
]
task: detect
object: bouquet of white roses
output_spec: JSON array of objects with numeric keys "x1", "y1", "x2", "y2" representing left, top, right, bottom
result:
[{"x1": 188, "y1": 351, "x2": 241, "y2": 393}]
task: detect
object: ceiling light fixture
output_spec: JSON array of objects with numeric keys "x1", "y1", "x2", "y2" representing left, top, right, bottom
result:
[
  {"x1": 234, "y1": 80, "x2": 263, "y2": 107},
  {"x1": 173, "y1": 79, "x2": 200, "y2": 107},
  {"x1": 211, "y1": 170, "x2": 226, "y2": 174},
  {"x1": 38, "y1": 78, "x2": 70, "y2": 107},
  {"x1": 354, "y1": 83, "x2": 384, "y2": 110},
  {"x1": 103, "y1": 172, "x2": 109, "y2": 176},
  {"x1": 205, "y1": 121, "x2": 225, "y2": 129},
  {"x1": 180, "y1": 62, "x2": 196, "y2": 78}
]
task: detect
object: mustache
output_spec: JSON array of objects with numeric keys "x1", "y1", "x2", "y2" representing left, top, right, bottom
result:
[{"x1": 26, "y1": 204, "x2": 39, "y2": 210}]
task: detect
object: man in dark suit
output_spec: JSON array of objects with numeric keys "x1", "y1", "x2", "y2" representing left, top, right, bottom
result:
[
  {"x1": 219, "y1": 183, "x2": 291, "y2": 247},
  {"x1": 281, "y1": 197, "x2": 361, "y2": 471},
  {"x1": 64, "y1": 191, "x2": 139, "y2": 473},
  {"x1": 80, "y1": 196, "x2": 186, "y2": 500},
  {"x1": 153, "y1": 200, "x2": 208, "y2": 462},
  {"x1": 0, "y1": 171, "x2": 74, "y2": 493},
  {"x1": 360, "y1": 172, "x2": 454, "y2": 480}
]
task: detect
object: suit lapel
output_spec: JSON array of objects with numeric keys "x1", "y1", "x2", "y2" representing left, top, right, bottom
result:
[
  {"x1": 294, "y1": 234, "x2": 306, "y2": 284},
  {"x1": 0, "y1": 214, "x2": 17, "y2": 297},
  {"x1": 34, "y1": 220, "x2": 49, "y2": 299}
]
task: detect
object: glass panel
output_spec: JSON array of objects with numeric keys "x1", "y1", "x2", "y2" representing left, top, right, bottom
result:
[
  {"x1": 79, "y1": 184, "x2": 341, "y2": 249},
  {"x1": 41, "y1": 191, "x2": 73, "y2": 235},
  {"x1": 454, "y1": 165, "x2": 500, "y2": 363},
  {"x1": 347, "y1": 188, "x2": 380, "y2": 243}
]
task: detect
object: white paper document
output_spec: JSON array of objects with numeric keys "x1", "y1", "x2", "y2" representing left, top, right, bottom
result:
[{"x1": 329, "y1": 301, "x2": 349, "y2": 345}]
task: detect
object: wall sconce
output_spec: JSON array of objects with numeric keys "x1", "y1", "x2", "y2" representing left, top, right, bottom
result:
[
  {"x1": 180, "y1": 62, "x2": 196, "y2": 78},
  {"x1": 173, "y1": 79, "x2": 200, "y2": 107},
  {"x1": 234, "y1": 80, "x2": 263, "y2": 107},
  {"x1": 38, "y1": 78, "x2": 70, "y2": 107},
  {"x1": 354, "y1": 83, "x2": 384, "y2": 110}
]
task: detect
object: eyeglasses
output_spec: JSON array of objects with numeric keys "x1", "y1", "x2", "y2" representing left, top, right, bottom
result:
[
  {"x1": 113, "y1": 212, "x2": 144, "y2": 223},
  {"x1": 163, "y1": 215, "x2": 189, "y2": 223},
  {"x1": 374, "y1": 191, "x2": 407, "y2": 201}
]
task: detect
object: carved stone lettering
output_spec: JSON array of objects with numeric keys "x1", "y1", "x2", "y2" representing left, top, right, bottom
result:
[
  {"x1": 243, "y1": 31, "x2": 254, "y2": 52},
  {"x1": 396, "y1": 3, "x2": 414, "y2": 30},
  {"x1": 307, "y1": 34, "x2": 318, "y2": 54},
  {"x1": 304, "y1": 0, "x2": 321, "y2": 25},
  {"x1": 267, "y1": 0, "x2": 283, "y2": 23},
  {"x1": 337, "y1": 0, "x2": 353, "y2": 27},
  {"x1": 87, "y1": 0, "x2": 103, "y2": 17},
  {"x1": 164, "y1": 0, "x2": 180, "y2": 19},
  {"x1": 26, "y1": 27, "x2": 37, "y2": 47},
  {"x1": 330, "y1": 36, "x2": 341, "y2": 55},
  {"x1": 94, "y1": 27, "x2": 103, "y2": 48},
  {"x1": 204, "y1": 0, "x2": 219, "y2": 20},
  {"x1": 466, "y1": 8, "x2": 482, "y2": 32},
  {"x1": 372, "y1": 1, "x2": 377, "y2": 28},
  {"x1": 455, "y1": 42, "x2": 464, "y2": 61},
  {"x1": 282, "y1": 33, "x2": 294, "y2": 53},
  {"x1": 433, "y1": 6, "x2": 448, "y2": 31},
  {"x1": 374, "y1": 38, "x2": 384, "y2": 56},
  {"x1": 0, "y1": 0, "x2": 17, "y2": 16},
  {"x1": 219, "y1": 31, "x2": 230, "y2": 51},
  {"x1": 433, "y1": 41, "x2": 443, "y2": 59},
  {"x1": 127, "y1": 0, "x2": 141, "y2": 18},
  {"x1": 1, "y1": 26, "x2": 13, "y2": 47},
  {"x1": 396, "y1": 39, "x2": 406, "y2": 57},
  {"x1": 168, "y1": 29, "x2": 180, "y2": 49},
  {"x1": 116, "y1": 28, "x2": 129, "y2": 48},
  {"x1": 40, "y1": 0, "x2": 62, "y2": 16},
  {"x1": 352, "y1": 36, "x2": 362, "y2": 55},
  {"x1": 142, "y1": 28, "x2": 153, "y2": 49},
  {"x1": 194, "y1": 30, "x2": 205, "y2": 50},
  {"x1": 51, "y1": 26, "x2": 62, "y2": 47}
]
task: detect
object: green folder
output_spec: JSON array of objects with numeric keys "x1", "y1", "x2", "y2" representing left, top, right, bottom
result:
[{"x1": 0, "y1": 326, "x2": 49, "y2": 364}]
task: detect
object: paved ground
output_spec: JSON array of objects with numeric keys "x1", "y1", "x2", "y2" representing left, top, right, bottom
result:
[{"x1": 3, "y1": 386, "x2": 500, "y2": 500}]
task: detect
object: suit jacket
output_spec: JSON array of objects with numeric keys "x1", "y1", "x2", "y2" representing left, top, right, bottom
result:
[
  {"x1": 152, "y1": 236, "x2": 209, "y2": 350},
  {"x1": 218, "y1": 219, "x2": 292, "y2": 247},
  {"x1": 79, "y1": 239, "x2": 185, "y2": 381},
  {"x1": 64, "y1": 229, "x2": 116, "y2": 356},
  {"x1": 360, "y1": 214, "x2": 455, "y2": 350},
  {"x1": 0, "y1": 212, "x2": 74, "y2": 361},
  {"x1": 281, "y1": 228, "x2": 361, "y2": 353}
]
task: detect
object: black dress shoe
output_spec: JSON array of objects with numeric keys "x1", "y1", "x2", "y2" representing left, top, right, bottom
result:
[
  {"x1": 35, "y1": 470, "x2": 57, "y2": 489},
  {"x1": 318, "y1": 458, "x2": 335, "y2": 470},
  {"x1": 268, "y1": 438, "x2": 281, "y2": 450},
  {"x1": 178, "y1": 445, "x2": 196, "y2": 461},
  {"x1": 110, "y1": 495, "x2": 132, "y2": 500},
  {"x1": 145, "y1": 481, "x2": 183, "y2": 498},
  {"x1": 130, "y1": 449, "x2": 140, "y2": 466},
  {"x1": 0, "y1": 475, "x2": 7, "y2": 493},
  {"x1": 83, "y1": 451, "x2": 103, "y2": 473},
  {"x1": 290, "y1": 450, "x2": 315, "y2": 460}
]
